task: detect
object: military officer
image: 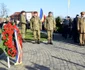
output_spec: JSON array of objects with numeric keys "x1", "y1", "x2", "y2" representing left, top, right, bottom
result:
[
  {"x1": 30, "y1": 12, "x2": 42, "y2": 44},
  {"x1": 45, "y1": 12, "x2": 56, "y2": 44},
  {"x1": 77, "y1": 12, "x2": 85, "y2": 46},
  {"x1": 20, "y1": 11, "x2": 26, "y2": 42}
]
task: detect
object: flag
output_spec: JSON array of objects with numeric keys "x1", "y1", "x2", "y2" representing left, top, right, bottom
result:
[
  {"x1": 40, "y1": 8, "x2": 43, "y2": 20},
  {"x1": 40, "y1": 8, "x2": 44, "y2": 22},
  {"x1": 14, "y1": 30, "x2": 22, "y2": 63}
]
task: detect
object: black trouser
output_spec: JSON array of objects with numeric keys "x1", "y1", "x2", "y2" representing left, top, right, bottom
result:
[
  {"x1": 72, "y1": 29, "x2": 79, "y2": 43},
  {"x1": 68, "y1": 27, "x2": 72, "y2": 38},
  {"x1": 62, "y1": 25, "x2": 69, "y2": 39}
]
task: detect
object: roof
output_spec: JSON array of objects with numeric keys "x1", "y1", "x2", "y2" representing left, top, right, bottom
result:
[
  {"x1": 10, "y1": 12, "x2": 21, "y2": 17},
  {"x1": 14, "y1": 12, "x2": 21, "y2": 15},
  {"x1": 10, "y1": 11, "x2": 38, "y2": 18}
]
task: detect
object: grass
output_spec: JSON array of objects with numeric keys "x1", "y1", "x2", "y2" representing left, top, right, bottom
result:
[
  {"x1": 25, "y1": 29, "x2": 47, "y2": 41},
  {"x1": 0, "y1": 29, "x2": 48, "y2": 55}
]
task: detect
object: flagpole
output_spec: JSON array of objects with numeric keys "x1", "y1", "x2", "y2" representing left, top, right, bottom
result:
[{"x1": 67, "y1": 0, "x2": 70, "y2": 16}]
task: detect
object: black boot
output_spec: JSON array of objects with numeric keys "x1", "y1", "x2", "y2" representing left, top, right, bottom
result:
[
  {"x1": 37, "y1": 39, "x2": 40, "y2": 44},
  {"x1": 50, "y1": 41, "x2": 53, "y2": 45},
  {"x1": 50, "y1": 40, "x2": 53, "y2": 45}
]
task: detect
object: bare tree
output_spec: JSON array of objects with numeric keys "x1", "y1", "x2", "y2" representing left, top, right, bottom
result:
[{"x1": 0, "y1": 3, "x2": 8, "y2": 18}]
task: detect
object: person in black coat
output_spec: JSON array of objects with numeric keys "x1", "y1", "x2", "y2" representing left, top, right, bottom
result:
[
  {"x1": 72, "y1": 15, "x2": 79, "y2": 43},
  {"x1": 62, "y1": 16, "x2": 72, "y2": 39}
]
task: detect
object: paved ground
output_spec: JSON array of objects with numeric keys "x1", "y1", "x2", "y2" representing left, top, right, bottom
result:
[{"x1": 0, "y1": 34, "x2": 85, "y2": 70}]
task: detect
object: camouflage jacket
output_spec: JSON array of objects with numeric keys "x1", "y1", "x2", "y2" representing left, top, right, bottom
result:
[
  {"x1": 45, "y1": 16, "x2": 56, "y2": 30},
  {"x1": 20, "y1": 14, "x2": 26, "y2": 24},
  {"x1": 30, "y1": 16, "x2": 42, "y2": 30}
]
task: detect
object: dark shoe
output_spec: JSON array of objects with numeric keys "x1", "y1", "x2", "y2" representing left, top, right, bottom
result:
[
  {"x1": 37, "y1": 42, "x2": 40, "y2": 44},
  {"x1": 79, "y1": 44, "x2": 83, "y2": 46},
  {"x1": 50, "y1": 42, "x2": 53, "y2": 45},
  {"x1": 82, "y1": 44, "x2": 85, "y2": 46},
  {"x1": 37, "y1": 40, "x2": 40, "y2": 44}
]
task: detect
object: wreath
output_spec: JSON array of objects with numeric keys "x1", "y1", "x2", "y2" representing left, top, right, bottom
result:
[{"x1": 2, "y1": 22, "x2": 22, "y2": 57}]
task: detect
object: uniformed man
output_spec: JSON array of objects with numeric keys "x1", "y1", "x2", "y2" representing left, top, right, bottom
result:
[
  {"x1": 20, "y1": 11, "x2": 26, "y2": 42},
  {"x1": 30, "y1": 12, "x2": 42, "y2": 44},
  {"x1": 45, "y1": 12, "x2": 56, "y2": 44},
  {"x1": 77, "y1": 12, "x2": 85, "y2": 46}
]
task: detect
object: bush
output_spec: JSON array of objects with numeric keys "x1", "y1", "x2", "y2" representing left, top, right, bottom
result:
[{"x1": 55, "y1": 16, "x2": 63, "y2": 33}]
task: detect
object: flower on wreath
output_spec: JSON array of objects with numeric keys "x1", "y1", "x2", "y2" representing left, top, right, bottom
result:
[{"x1": 2, "y1": 22, "x2": 22, "y2": 57}]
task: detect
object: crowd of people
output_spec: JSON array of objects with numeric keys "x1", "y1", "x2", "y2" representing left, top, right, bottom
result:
[
  {"x1": 1, "y1": 11, "x2": 85, "y2": 46},
  {"x1": 62, "y1": 15, "x2": 79, "y2": 42},
  {"x1": 20, "y1": 11, "x2": 85, "y2": 46},
  {"x1": 62, "y1": 12, "x2": 85, "y2": 46},
  {"x1": 20, "y1": 11, "x2": 56, "y2": 45}
]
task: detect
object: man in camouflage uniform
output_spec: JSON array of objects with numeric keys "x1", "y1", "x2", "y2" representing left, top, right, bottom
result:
[
  {"x1": 77, "y1": 12, "x2": 85, "y2": 46},
  {"x1": 20, "y1": 11, "x2": 26, "y2": 42},
  {"x1": 45, "y1": 12, "x2": 56, "y2": 44},
  {"x1": 30, "y1": 12, "x2": 42, "y2": 44}
]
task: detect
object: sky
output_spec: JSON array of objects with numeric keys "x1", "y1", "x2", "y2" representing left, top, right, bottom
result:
[{"x1": 0, "y1": 0, "x2": 85, "y2": 17}]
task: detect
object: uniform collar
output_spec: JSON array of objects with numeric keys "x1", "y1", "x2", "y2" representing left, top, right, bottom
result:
[
  {"x1": 48, "y1": 16, "x2": 53, "y2": 18},
  {"x1": 34, "y1": 16, "x2": 38, "y2": 18}
]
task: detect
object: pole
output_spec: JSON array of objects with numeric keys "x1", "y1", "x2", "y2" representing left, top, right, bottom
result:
[
  {"x1": 68, "y1": 0, "x2": 70, "y2": 16},
  {"x1": 7, "y1": 56, "x2": 10, "y2": 68}
]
